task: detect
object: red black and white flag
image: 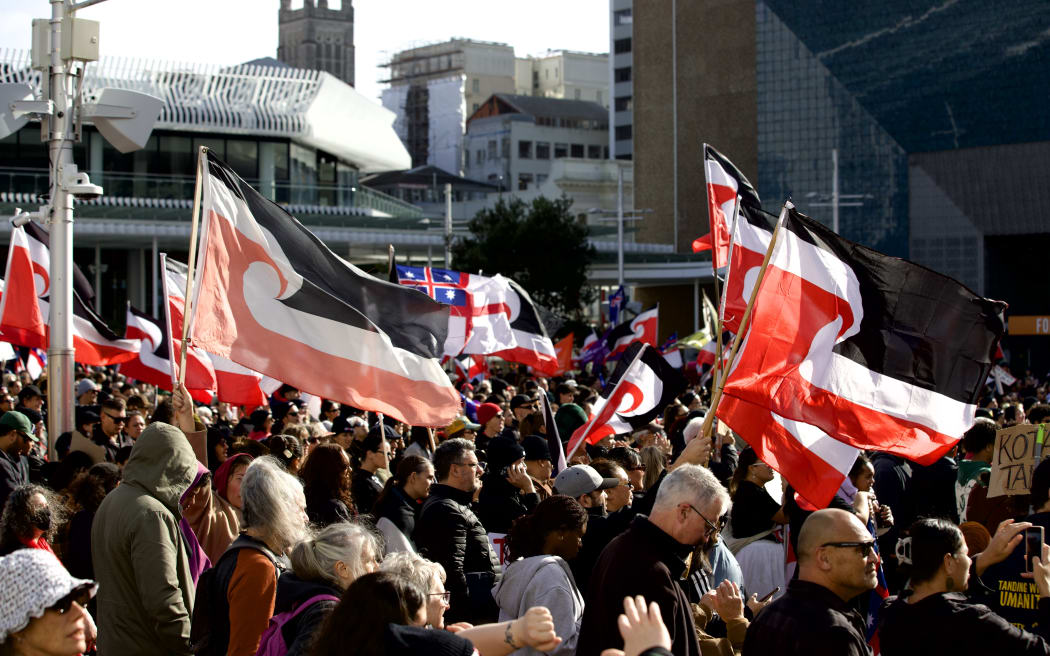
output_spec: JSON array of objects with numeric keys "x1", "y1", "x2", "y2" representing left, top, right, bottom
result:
[
  {"x1": 454, "y1": 354, "x2": 488, "y2": 383},
  {"x1": 491, "y1": 279, "x2": 559, "y2": 376},
  {"x1": 188, "y1": 149, "x2": 459, "y2": 426},
  {"x1": 692, "y1": 144, "x2": 763, "y2": 269},
  {"x1": 119, "y1": 304, "x2": 175, "y2": 389},
  {"x1": 605, "y1": 306, "x2": 659, "y2": 360},
  {"x1": 0, "y1": 223, "x2": 139, "y2": 365},
  {"x1": 567, "y1": 342, "x2": 686, "y2": 458},
  {"x1": 718, "y1": 205, "x2": 1006, "y2": 469}
]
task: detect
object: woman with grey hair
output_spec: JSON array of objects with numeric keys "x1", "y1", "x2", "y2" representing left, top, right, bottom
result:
[
  {"x1": 193, "y1": 456, "x2": 310, "y2": 656},
  {"x1": 272, "y1": 521, "x2": 382, "y2": 656},
  {"x1": 381, "y1": 551, "x2": 452, "y2": 629}
]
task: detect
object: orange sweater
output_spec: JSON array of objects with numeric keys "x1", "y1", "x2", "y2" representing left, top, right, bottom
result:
[{"x1": 226, "y1": 549, "x2": 277, "y2": 656}]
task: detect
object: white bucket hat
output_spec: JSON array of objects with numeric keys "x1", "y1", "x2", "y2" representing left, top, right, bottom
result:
[{"x1": 0, "y1": 550, "x2": 96, "y2": 641}]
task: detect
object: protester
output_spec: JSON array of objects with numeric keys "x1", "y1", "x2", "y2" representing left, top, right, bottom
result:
[
  {"x1": 413, "y1": 437, "x2": 502, "y2": 624},
  {"x1": 879, "y1": 517, "x2": 1050, "y2": 655},
  {"x1": 91, "y1": 421, "x2": 197, "y2": 655},
  {"x1": 193, "y1": 456, "x2": 310, "y2": 656},
  {"x1": 403, "y1": 426, "x2": 434, "y2": 460},
  {"x1": 273, "y1": 521, "x2": 382, "y2": 656},
  {"x1": 956, "y1": 418, "x2": 997, "y2": 520},
  {"x1": 248, "y1": 408, "x2": 273, "y2": 441},
  {"x1": 0, "y1": 412, "x2": 37, "y2": 511},
  {"x1": 351, "y1": 430, "x2": 391, "y2": 516},
  {"x1": 126, "y1": 410, "x2": 147, "y2": 441},
  {"x1": 641, "y1": 446, "x2": 667, "y2": 492},
  {"x1": 381, "y1": 551, "x2": 456, "y2": 629},
  {"x1": 60, "y1": 462, "x2": 120, "y2": 580},
  {"x1": 182, "y1": 451, "x2": 252, "y2": 564},
  {"x1": 206, "y1": 427, "x2": 230, "y2": 472},
  {"x1": 592, "y1": 459, "x2": 633, "y2": 514},
  {"x1": 576, "y1": 464, "x2": 731, "y2": 656},
  {"x1": 0, "y1": 484, "x2": 63, "y2": 556},
  {"x1": 373, "y1": 454, "x2": 434, "y2": 554},
  {"x1": 573, "y1": 460, "x2": 638, "y2": 593},
  {"x1": 523, "y1": 435, "x2": 555, "y2": 500},
  {"x1": 445, "y1": 416, "x2": 481, "y2": 443},
  {"x1": 300, "y1": 444, "x2": 354, "y2": 526},
  {"x1": 267, "y1": 433, "x2": 303, "y2": 475},
  {"x1": 478, "y1": 436, "x2": 540, "y2": 534},
  {"x1": 493, "y1": 495, "x2": 588, "y2": 655},
  {"x1": 476, "y1": 402, "x2": 504, "y2": 455},
  {"x1": 725, "y1": 448, "x2": 787, "y2": 598},
  {"x1": 0, "y1": 549, "x2": 96, "y2": 656},
  {"x1": 92, "y1": 397, "x2": 131, "y2": 463},
  {"x1": 741, "y1": 508, "x2": 878, "y2": 655},
  {"x1": 553, "y1": 464, "x2": 618, "y2": 517},
  {"x1": 608, "y1": 446, "x2": 646, "y2": 495}
]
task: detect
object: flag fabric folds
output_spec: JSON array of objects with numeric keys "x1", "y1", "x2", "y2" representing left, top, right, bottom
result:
[
  {"x1": 161, "y1": 255, "x2": 219, "y2": 400},
  {"x1": 119, "y1": 304, "x2": 175, "y2": 390},
  {"x1": 567, "y1": 342, "x2": 686, "y2": 458},
  {"x1": 540, "y1": 391, "x2": 568, "y2": 476},
  {"x1": 0, "y1": 223, "x2": 139, "y2": 365},
  {"x1": 491, "y1": 280, "x2": 559, "y2": 376},
  {"x1": 605, "y1": 306, "x2": 659, "y2": 359},
  {"x1": 718, "y1": 205, "x2": 1006, "y2": 469},
  {"x1": 394, "y1": 265, "x2": 516, "y2": 357},
  {"x1": 553, "y1": 333, "x2": 574, "y2": 375},
  {"x1": 608, "y1": 285, "x2": 625, "y2": 325},
  {"x1": 188, "y1": 150, "x2": 459, "y2": 426},
  {"x1": 692, "y1": 144, "x2": 763, "y2": 268}
]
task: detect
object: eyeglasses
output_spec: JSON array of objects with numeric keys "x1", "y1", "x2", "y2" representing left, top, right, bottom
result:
[
  {"x1": 306, "y1": 437, "x2": 320, "y2": 444},
  {"x1": 687, "y1": 504, "x2": 727, "y2": 537},
  {"x1": 103, "y1": 412, "x2": 126, "y2": 425},
  {"x1": 456, "y1": 460, "x2": 485, "y2": 472},
  {"x1": 821, "y1": 540, "x2": 877, "y2": 558},
  {"x1": 50, "y1": 586, "x2": 93, "y2": 614},
  {"x1": 429, "y1": 591, "x2": 451, "y2": 603}
]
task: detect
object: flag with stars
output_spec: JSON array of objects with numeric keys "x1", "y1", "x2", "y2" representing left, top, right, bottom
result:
[{"x1": 395, "y1": 266, "x2": 516, "y2": 357}]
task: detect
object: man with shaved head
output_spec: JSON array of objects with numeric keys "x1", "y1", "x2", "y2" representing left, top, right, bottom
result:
[{"x1": 742, "y1": 508, "x2": 877, "y2": 655}]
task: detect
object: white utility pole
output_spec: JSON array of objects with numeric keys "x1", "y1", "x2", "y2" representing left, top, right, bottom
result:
[{"x1": 617, "y1": 165, "x2": 624, "y2": 287}]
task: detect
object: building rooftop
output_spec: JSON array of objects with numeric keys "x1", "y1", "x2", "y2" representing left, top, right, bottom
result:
[{"x1": 468, "y1": 94, "x2": 608, "y2": 126}]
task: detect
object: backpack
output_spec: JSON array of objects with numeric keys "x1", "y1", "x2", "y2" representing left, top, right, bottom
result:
[
  {"x1": 253, "y1": 593, "x2": 340, "y2": 656},
  {"x1": 190, "y1": 535, "x2": 281, "y2": 656}
]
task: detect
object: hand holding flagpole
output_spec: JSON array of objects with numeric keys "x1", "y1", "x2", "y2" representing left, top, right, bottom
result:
[{"x1": 700, "y1": 202, "x2": 789, "y2": 440}]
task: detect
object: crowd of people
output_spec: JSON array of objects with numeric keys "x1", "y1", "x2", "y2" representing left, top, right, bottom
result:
[{"x1": 0, "y1": 364, "x2": 1048, "y2": 655}]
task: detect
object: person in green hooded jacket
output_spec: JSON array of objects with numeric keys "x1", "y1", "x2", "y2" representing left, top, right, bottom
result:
[{"x1": 956, "y1": 418, "x2": 997, "y2": 521}]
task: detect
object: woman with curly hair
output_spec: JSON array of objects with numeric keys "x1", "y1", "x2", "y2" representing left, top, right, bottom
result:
[
  {"x1": 300, "y1": 444, "x2": 355, "y2": 526},
  {"x1": 492, "y1": 495, "x2": 588, "y2": 656},
  {"x1": 61, "y1": 463, "x2": 120, "y2": 580},
  {"x1": 0, "y1": 484, "x2": 65, "y2": 557}
]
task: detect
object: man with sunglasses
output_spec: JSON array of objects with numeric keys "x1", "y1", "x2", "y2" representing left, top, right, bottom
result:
[
  {"x1": 90, "y1": 397, "x2": 132, "y2": 463},
  {"x1": 0, "y1": 410, "x2": 37, "y2": 510},
  {"x1": 742, "y1": 508, "x2": 878, "y2": 656},
  {"x1": 577, "y1": 464, "x2": 731, "y2": 656}
]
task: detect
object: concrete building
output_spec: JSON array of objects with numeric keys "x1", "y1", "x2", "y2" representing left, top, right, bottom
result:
[
  {"x1": 0, "y1": 51, "x2": 428, "y2": 329},
  {"x1": 514, "y1": 50, "x2": 609, "y2": 106},
  {"x1": 631, "y1": 0, "x2": 1050, "y2": 366},
  {"x1": 462, "y1": 94, "x2": 609, "y2": 194},
  {"x1": 380, "y1": 39, "x2": 518, "y2": 172},
  {"x1": 277, "y1": 0, "x2": 355, "y2": 86},
  {"x1": 609, "y1": 0, "x2": 633, "y2": 160}
]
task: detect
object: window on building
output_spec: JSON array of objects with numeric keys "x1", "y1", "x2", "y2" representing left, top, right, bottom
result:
[
  {"x1": 615, "y1": 96, "x2": 633, "y2": 112},
  {"x1": 473, "y1": 103, "x2": 480, "y2": 113},
  {"x1": 587, "y1": 144, "x2": 602, "y2": 159},
  {"x1": 537, "y1": 173, "x2": 548, "y2": 186},
  {"x1": 518, "y1": 140, "x2": 533, "y2": 159},
  {"x1": 518, "y1": 173, "x2": 533, "y2": 190},
  {"x1": 501, "y1": 138, "x2": 510, "y2": 158},
  {"x1": 488, "y1": 140, "x2": 497, "y2": 160},
  {"x1": 554, "y1": 143, "x2": 568, "y2": 158},
  {"x1": 536, "y1": 142, "x2": 551, "y2": 159},
  {"x1": 226, "y1": 139, "x2": 259, "y2": 180},
  {"x1": 614, "y1": 38, "x2": 632, "y2": 54},
  {"x1": 614, "y1": 8, "x2": 632, "y2": 25},
  {"x1": 574, "y1": 88, "x2": 581, "y2": 100},
  {"x1": 571, "y1": 143, "x2": 584, "y2": 158},
  {"x1": 614, "y1": 67, "x2": 632, "y2": 83},
  {"x1": 472, "y1": 78, "x2": 480, "y2": 93},
  {"x1": 615, "y1": 125, "x2": 633, "y2": 140},
  {"x1": 597, "y1": 90, "x2": 603, "y2": 105},
  {"x1": 476, "y1": 149, "x2": 484, "y2": 164}
]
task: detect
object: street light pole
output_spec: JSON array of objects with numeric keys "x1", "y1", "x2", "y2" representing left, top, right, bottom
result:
[
  {"x1": 47, "y1": 0, "x2": 76, "y2": 456},
  {"x1": 617, "y1": 165, "x2": 624, "y2": 287},
  {"x1": 832, "y1": 148, "x2": 839, "y2": 234}
]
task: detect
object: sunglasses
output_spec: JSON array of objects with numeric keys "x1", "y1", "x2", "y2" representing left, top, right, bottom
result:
[
  {"x1": 50, "y1": 586, "x2": 93, "y2": 614},
  {"x1": 103, "y1": 412, "x2": 126, "y2": 425},
  {"x1": 306, "y1": 437, "x2": 320, "y2": 444},
  {"x1": 822, "y1": 540, "x2": 877, "y2": 558}
]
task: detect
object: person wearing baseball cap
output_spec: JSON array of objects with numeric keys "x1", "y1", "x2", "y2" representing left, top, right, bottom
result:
[
  {"x1": 445, "y1": 416, "x2": 480, "y2": 442},
  {"x1": 75, "y1": 378, "x2": 100, "y2": 406},
  {"x1": 0, "y1": 411, "x2": 37, "y2": 510},
  {"x1": 554, "y1": 464, "x2": 620, "y2": 517}
]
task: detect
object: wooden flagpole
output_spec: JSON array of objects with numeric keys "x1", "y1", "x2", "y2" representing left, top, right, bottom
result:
[
  {"x1": 177, "y1": 146, "x2": 207, "y2": 389},
  {"x1": 710, "y1": 195, "x2": 742, "y2": 398},
  {"x1": 700, "y1": 202, "x2": 789, "y2": 439}
]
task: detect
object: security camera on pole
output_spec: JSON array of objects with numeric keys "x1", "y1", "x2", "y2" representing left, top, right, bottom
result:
[{"x1": 0, "y1": 0, "x2": 161, "y2": 459}]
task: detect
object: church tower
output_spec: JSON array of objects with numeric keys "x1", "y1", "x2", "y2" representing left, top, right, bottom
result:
[{"x1": 277, "y1": 0, "x2": 355, "y2": 86}]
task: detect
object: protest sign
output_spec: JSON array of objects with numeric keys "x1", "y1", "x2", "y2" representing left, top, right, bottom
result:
[{"x1": 988, "y1": 423, "x2": 1048, "y2": 497}]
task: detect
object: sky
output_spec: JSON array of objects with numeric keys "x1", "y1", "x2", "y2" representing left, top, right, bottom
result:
[{"x1": 1, "y1": 0, "x2": 611, "y2": 104}]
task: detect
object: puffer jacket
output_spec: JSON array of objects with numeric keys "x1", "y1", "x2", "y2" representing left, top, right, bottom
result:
[
  {"x1": 413, "y1": 483, "x2": 502, "y2": 624},
  {"x1": 91, "y1": 423, "x2": 197, "y2": 655}
]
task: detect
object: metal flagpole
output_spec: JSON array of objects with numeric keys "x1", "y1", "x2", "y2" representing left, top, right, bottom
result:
[
  {"x1": 177, "y1": 147, "x2": 206, "y2": 389},
  {"x1": 700, "y1": 203, "x2": 788, "y2": 439}
]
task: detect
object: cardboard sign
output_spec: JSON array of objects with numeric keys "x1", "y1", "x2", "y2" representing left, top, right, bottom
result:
[{"x1": 988, "y1": 424, "x2": 1048, "y2": 497}]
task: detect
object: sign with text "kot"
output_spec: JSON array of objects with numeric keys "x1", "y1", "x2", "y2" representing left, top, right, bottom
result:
[{"x1": 989, "y1": 424, "x2": 1049, "y2": 497}]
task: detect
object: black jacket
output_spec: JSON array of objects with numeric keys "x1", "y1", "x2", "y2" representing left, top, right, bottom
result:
[
  {"x1": 742, "y1": 579, "x2": 870, "y2": 656},
  {"x1": 879, "y1": 591, "x2": 1050, "y2": 656},
  {"x1": 305, "y1": 492, "x2": 353, "y2": 528},
  {"x1": 374, "y1": 485, "x2": 419, "y2": 540},
  {"x1": 0, "y1": 447, "x2": 29, "y2": 511},
  {"x1": 272, "y1": 573, "x2": 341, "y2": 656},
  {"x1": 978, "y1": 511, "x2": 1050, "y2": 632},
  {"x1": 572, "y1": 506, "x2": 635, "y2": 594},
  {"x1": 477, "y1": 472, "x2": 539, "y2": 534},
  {"x1": 576, "y1": 516, "x2": 699, "y2": 656},
  {"x1": 413, "y1": 483, "x2": 501, "y2": 624},
  {"x1": 351, "y1": 468, "x2": 383, "y2": 516}
]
